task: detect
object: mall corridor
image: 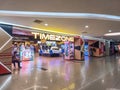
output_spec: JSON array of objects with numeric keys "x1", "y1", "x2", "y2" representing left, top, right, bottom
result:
[
  {"x1": 0, "y1": 55, "x2": 120, "y2": 90},
  {"x1": 0, "y1": 0, "x2": 120, "y2": 90}
]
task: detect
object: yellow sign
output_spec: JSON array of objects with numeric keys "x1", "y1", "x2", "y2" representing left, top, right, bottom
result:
[{"x1": 32, "y1": 32, "x2": 74, "y2": 42}]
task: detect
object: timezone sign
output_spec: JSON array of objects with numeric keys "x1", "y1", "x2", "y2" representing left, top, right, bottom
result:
[{"x1": 32, "y1": 32, "x2": 74, "y2": 42}]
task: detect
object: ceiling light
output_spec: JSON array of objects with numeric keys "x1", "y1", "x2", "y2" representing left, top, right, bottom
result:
[
  {"x1": 44, "y1": 23, "x2": 48, "y2": 26},
  {"x1": 109, "y1": 30, "x2": 112, "y2": 32},
  {"x1": 85, "y1": 25, "x2": 89, "y2": 28},
  {"x1": 104, "y1": 32, "x2": 120, "y2": 36},
  {"x1": 0, "y1": 10, "x2": 120, "y2": 21},
  {"x1": 102, "y1": 79, "x2": 105, "y2": 83}
]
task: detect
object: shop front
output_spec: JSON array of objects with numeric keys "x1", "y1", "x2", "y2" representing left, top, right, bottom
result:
[
  {"x1": 31, "y1": 31, "x2": 74, "y2": 57},
  {"x1": 82, "y1": 36, "x2": 106, "y2": 57},
  {"x1": 12, "y1": 28, "x2": 35, "y2": 61},
  {"x1": 13, "y1": 27, "x2": 75, "y2": 60},
  {"x1": 12, "y1": 27, "x2": 77, "y2": 71},
  {"x1": 1, "y1": 24, "x2": 108, "y2": 75}
]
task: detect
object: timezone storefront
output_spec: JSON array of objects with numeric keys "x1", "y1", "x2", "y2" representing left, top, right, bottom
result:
[
  {"x1": 0, "y1": 24, "x2": 109, "y2": 75},
  {"x1": 0, "y1": 24, "x2": 75, "y2": 75}
]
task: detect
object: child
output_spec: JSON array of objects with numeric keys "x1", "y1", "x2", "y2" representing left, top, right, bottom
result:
[{"x1": 12, "y1": 51, "x2": 22, "y2": 69}]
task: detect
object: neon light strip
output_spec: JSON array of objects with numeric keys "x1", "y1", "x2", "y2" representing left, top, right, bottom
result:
[
  {"x1": 0, "y1": 22, "x2": 77, "y2": 36},
  {"x1": 81, "y1": 35, "x2": 105, "y2": 42},
  {"x1": 0, "y1": 76, "x2": 12, "y2": 90},
  {"x1": 0, "y1": 10, "x2": 119, "y2": 21},
  {"x1": 104, "y1": 32, "x2": 120, "y2": 36}
]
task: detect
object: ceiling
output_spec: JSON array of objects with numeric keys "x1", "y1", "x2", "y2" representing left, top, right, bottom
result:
[{"x1": 0, "y1": 0, "x2": 120, "y2": 40}]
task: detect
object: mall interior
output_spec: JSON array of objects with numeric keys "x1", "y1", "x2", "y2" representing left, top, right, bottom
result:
[{"x1": 0, "y1": 0, "x2": 120, "y2": 90}]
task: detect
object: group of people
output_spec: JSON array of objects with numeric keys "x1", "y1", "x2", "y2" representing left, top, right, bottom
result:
[{"x1": 12, "y1": 43, "x2": 35, "y2": 69}]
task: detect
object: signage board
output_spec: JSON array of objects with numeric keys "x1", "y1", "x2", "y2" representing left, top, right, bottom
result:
[{"x1": 32, "y1": 32, "x2": 74, "y2": 42}]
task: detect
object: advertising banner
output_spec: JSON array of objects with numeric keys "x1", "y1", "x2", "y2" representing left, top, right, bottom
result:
[{"x1": 0, "y1": 24, "x2": 12, "y2": 75}]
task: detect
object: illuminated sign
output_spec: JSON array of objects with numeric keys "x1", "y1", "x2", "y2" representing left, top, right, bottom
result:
[{"x1": 32, "y1": 32, "x2": 74, "y2": 42}]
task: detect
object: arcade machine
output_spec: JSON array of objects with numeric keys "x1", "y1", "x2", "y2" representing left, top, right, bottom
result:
[
  {"x1": 64, "y1": 41, "x2": 74, "y2": 60},
  {"x1": 84, "y1": 40, "x2": 89, "y2": 56},
  {"x1": 20, "y1": 44, "x2": 34, "y2": 61}
]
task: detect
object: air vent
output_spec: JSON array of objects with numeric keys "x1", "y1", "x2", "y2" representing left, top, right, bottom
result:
[
  {"x1": 34, "y1": 19, "x2": 43, "y2": 24},
  {"x1": 82, "y1": 31, "x2": 87, "y2": 34}
]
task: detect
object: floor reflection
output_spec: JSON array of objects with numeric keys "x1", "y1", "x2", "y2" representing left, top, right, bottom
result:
[
  {"x1": 1, "y1": 55, "x2": 120, "y2": 90},
  {"x1": 0, "y1": 76, "x2": 12, "y2": 90}
]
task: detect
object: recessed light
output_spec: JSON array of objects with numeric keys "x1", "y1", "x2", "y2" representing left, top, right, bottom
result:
[
  {"x1": 45, "y1": 23, "x2": 48, "y2": 26},
  {"x1": 109, "y1": 30, "x2": 112, "y2": 33},
  {"x1": 85, "y1": 25, "x2": 89, "y2": 28}
]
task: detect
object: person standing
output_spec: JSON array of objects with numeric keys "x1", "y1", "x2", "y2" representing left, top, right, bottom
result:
[{"x1": 12, "y1": 51, "x2": 21, "y2": 69}]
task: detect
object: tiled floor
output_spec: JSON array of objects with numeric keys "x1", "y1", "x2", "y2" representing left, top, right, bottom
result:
[{"x1": 1, "y1": 54, "x2": 120, "y2": 90}]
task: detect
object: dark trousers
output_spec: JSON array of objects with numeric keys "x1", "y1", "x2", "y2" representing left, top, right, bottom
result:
[{"x1": 12, "y1": 60, "x2": 21, "y2": 68}]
